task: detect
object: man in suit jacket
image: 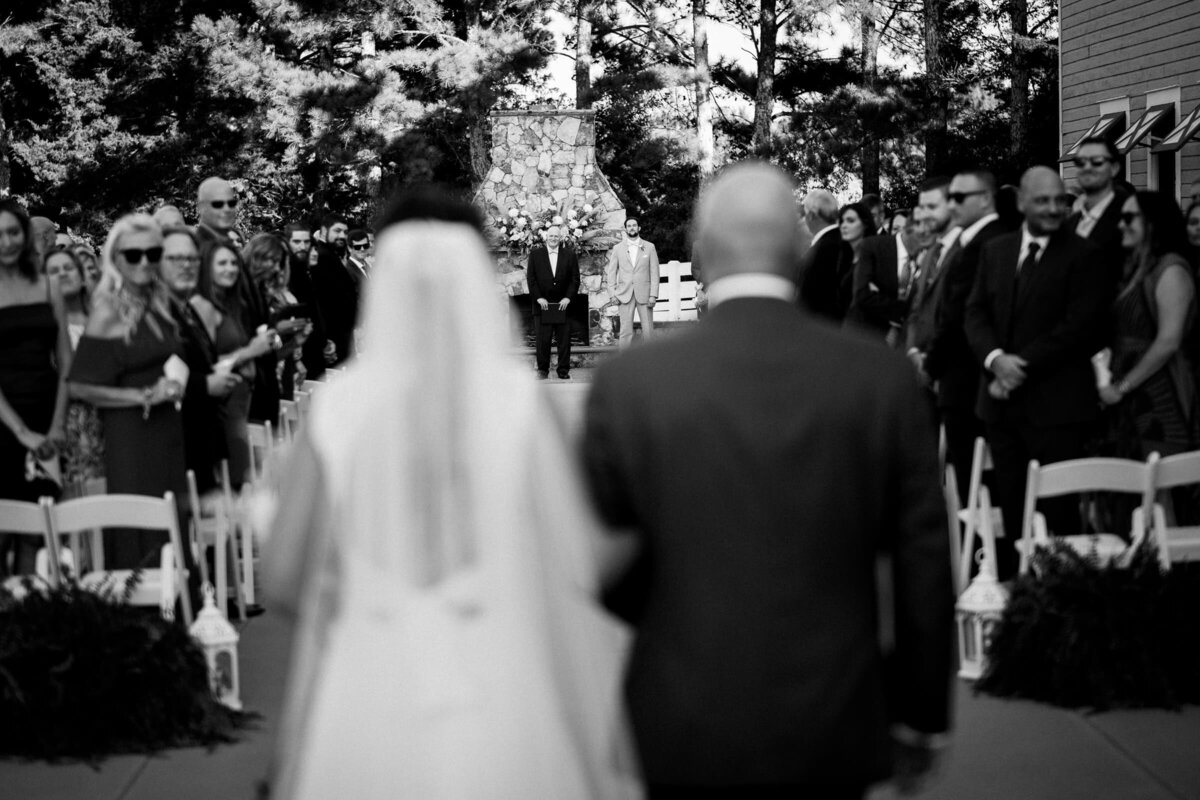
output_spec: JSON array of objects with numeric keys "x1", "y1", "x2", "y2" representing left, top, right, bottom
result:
[
  {"x1": 1065, "y1": 136, "x2": 1127, "y2": 284},
  {"x1": 606, "y1": 216, "x2": 659, "y2": 348},
  {"x1": 796, "y1": 189, "x2": 844, "y2": 321},
  {"x1": 310, "y1": 214, "x2": 360, "y2": 366},
  {"x1": 964, "y1": 166, "x2": 1115, "y2": 578},
  {"x1": 527, "y1": 225, "x2": 580, "y2": 379},
  {"x1": 583, "y1": 162, "x2": 953, "y2": 797},
  {"x1": 847, "y1": 210, "x2": 923, "y2": 345}
]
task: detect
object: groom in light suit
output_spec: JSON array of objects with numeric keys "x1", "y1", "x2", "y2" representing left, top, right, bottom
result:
[{"x1": 606, "y1": 216, "x2": 659, "y2": 348}]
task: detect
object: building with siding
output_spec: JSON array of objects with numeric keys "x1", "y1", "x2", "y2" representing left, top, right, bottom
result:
[{"x1": 1059, "y1": 0, "x2": 1200, "y2": 205}]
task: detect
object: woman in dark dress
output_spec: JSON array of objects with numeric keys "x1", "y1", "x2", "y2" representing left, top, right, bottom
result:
[
  {"x1": 243, "y1": 233, "x2": 310, "y2": 405},
  {"x1": 1100, "y1": 191, "x2": 1198, "y2": 459},
  {"x1": 0, "y1": 199, "x2": 71, "y2": 576},
  {"x1": 68, "y1": 213, "x2": 188, "y2": 569},
  {"x1": 835, "y1": 201, "x2": 877, "y2": 320},
  {"x1": 191, "y1": 242, "x2": 273, "y2": 488}
]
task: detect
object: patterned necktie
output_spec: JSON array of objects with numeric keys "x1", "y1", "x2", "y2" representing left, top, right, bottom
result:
[
  {"x1": 898, "y1": 255, "x2": 917, "y2": 301},
  {"x1": 913, "y1": 242, "x2": 944, "y2": 308}
]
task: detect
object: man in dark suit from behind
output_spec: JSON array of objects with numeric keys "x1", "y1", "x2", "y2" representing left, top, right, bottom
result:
[
  {"x1": 1065, "y1": 136, "x2": 1127, "y2": 284},
  {"x1": 796, "y1": 188, "x2": 844, "y2": 322},
  {"x1": 848, "y1": 209, "x2": 924, "y2": 346},
  {"x1": 965, "y1": 166, "x2": 1115, "y2": 578},
  {"x1": 526, "y1": 225, "x2": 580, "y2": 379},
  {"x1": 583, "y1": 161, "x2": 954, "y2": 798}
]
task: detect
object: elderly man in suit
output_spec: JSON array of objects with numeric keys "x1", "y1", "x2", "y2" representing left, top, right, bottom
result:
[
  {"x1": 796, "y1": 189, "x2": 844, "y2": 321},
  {"x1": 527, "y1": 225, "x2": 580, "y2": 379},
  {"x1": 965, "y1": 166, "x2": 1115, "y2": 578},
  {"x1": 583, "y1": 160, "x2": 953, "y2": 798},
  {"x1": 848, "y1": 208, "x2": 924, "y2": 346},
  {"x1": 606, "y1": 216, "x2": 659, "y2": 348}
]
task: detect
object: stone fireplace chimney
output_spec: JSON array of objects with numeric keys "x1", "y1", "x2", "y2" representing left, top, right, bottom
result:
[{"x1": 475, "y1": 108, "x2": 627, "y2": 346}]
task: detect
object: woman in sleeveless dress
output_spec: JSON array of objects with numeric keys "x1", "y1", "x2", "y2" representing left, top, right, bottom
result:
[
  {"x1": 67, "y1": 213, "x2": 189, "y2": 570},
  {"x1": 0, "y1": 200, "x2": 71, "y2": 576},
  {"x1": 261, "y1": 208, "x2": 641, "y2": 800}
]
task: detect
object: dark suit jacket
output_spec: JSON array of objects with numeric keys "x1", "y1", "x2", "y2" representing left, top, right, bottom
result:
[
  {"x1": 582, "y1": 298, "x2": 953, "y2": 787},
  {"x1": 1066, "y1": 187, "x2": 1128, "y2": 285},
  {"x1": 310, "y1": 243, "x2": 361, "y2": 365},
  {"x1": 526, "y1": 243, "x2": 579, "y2": 307},
  {"x1": 924, "y1": 220, "x2": 1007, "y2": 410},
  {"x1": 848, "y1": 234, "x2": 915, "y2": 337},
  {"x1": 797, "y1": 227, "x2": 845, "y2": 322},
  {"x1": 964, "y1": 228, "x2": 1114, "y2": 426},
  {"x1": 287, "y1": 254, "x2": 328, "y2": 380}
]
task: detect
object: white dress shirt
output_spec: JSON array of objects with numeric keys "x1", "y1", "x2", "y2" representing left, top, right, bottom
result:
[
  {"x1": 548, "y1": 246, "x2": 559, "y2": 277},
  {"x1": 984, "y1": 225, "x2": 1049, "y2": 371},
  {"x1": 1072, "y1": 189, "x2": 1116, "y2": 239}
]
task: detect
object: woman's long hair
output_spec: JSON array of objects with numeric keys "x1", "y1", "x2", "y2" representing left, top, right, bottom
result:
[
  {"x1": 1122, "y1": 192, "x2": 1190, "y2": 290},
  {"x1": 196, "y1": 240, "x2": 247, "y2": 317},
  {"x1": 839, "y1": 201, "x2": 878, "y2": 245},
  {"x1": 43, "y1": 244, "x2": 90, "y2": 312},
  {"x1": 96, "y1": 213, "x2": 176, "y2": 342},
  {"x1": 0, "y1": 198, "x2": 41, "y2": 281},
  {"x1": 242, "y1": 232, "x2": 290, "y2": 310}
]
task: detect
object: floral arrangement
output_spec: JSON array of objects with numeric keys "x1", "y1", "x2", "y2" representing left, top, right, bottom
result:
[
  {"x1": 492, "y1": 205, "x2": 537, "y2": 251},
  {"x1": 490, "y1": 199, "x2": 619, "y2": 254}
]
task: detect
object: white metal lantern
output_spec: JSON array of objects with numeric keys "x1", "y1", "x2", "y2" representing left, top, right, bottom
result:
[
  {"x1": 956, "y1": 548, "x2": 1009, "y2": 681},
  {"x1": 189, "y1": 583, "x2": 242, "y2": 710}
]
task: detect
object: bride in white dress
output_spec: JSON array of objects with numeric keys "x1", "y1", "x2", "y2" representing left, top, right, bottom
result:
[{"x1": 261, "y1": 215, "x2": 641, "y2": 799}]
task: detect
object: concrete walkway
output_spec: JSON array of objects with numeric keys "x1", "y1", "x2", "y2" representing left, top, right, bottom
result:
[{"x1": 3, "y1": 607, "x2": 1198, "y2": 800}]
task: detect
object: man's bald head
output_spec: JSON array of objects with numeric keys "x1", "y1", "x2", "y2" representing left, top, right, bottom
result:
[
  {"x1": 695, "y1": 161, "x2": 802, "y2": 284},
  {"x1": 29, "y1": 217, "x2": 56, "y2": 258},
  {"x1": 196, "y1": 177, "x2": 238, "y2": 233},
  {"x1": 1018, "y1": 166, "x2": 1070, "y2": 236},
  {"x1": 153, "y1": 205, "x2": 185, "y2": 228}
]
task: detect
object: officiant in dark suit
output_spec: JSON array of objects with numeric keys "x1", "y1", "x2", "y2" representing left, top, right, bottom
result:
[
  {"x1": 527, "y1": 225, "x2": 579, "y2": 380},
  {"x1": 583, "y1": 161, "x2": 953, "y2": 798}
]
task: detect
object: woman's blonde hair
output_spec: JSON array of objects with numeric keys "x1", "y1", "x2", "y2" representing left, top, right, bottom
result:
[{"x1": 96, "y1": 213, "x2": 176, "y2": 342}]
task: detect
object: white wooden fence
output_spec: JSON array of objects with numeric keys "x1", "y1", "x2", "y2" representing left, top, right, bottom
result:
[{"x1": 652, "y1": 261, "x2": 699, "y2": 323}]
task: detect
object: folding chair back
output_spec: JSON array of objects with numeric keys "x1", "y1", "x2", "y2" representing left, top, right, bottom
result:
[
  {"x1": 1018, "y1": 456, "x2": 1156, "y2": 574},
  {"x1": 1142, "y1": 450, "x2": 1200, "y2": 569},
  {"x1": 956, "y1": 438, "x2": 1006, "y2": 590},
  {"x1": 45, "y1": 492, "x2": 193, "y2": 624},
  {"x1": 278, "y1": 399, "x2": 300, "y2": 441},
  {"x1": 0, "y1": 498, "x2": 60, "y2": 591},
  {"x1": 247, "y1": 420, "x2": 275, "y2": 484}
]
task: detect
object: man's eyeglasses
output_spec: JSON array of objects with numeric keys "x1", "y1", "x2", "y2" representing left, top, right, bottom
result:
[
  {"x1": 1119, "y1": 211, "x2": 1141, "y2": 226},
  {"x1": 209, "y1": 198, "x2": 239, "y2": 209},
  {"x1": 349, "y1": 242, "x2": 369, "y2": 250},
  {"x1": 118, "y1": 247, "x2": 164, "y2": 264},
  {"x1": 163, "y1": 255, "x2": 200, "y2": 265},
  {"x1": 947, "y1": 190, "x2": 987, "y2": 204},
  {"x1": 1072, "y1": 156, "x2": 1113, "y2": 168}
]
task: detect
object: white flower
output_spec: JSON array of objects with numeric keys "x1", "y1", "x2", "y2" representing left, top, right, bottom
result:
[
  {"x1": 552, "y1": 215, "x2": 564, "y2": 225},
  {"x1": 509, "y1": 208, "x2": 518, "y2": 217},
  {"x1": 582, "y1": 204, "x2": 593, "y2": 214},
  {"x1": 570, "y1": 220, "x2": 580, "y2": 229},
  {"x1": 568, "y1": 209, "x2": 578, "y2": 219},
  {"x1": 516, "y1": 218, "x2": 527, "y2": 228},
  {"x1": 579, "y1": 219, "x2": 588, "y2": 227}
]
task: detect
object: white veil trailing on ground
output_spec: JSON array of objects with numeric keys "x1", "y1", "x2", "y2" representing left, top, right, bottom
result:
[{"x1": 267, "y1": 219, "x2": 639, "y2": 799}]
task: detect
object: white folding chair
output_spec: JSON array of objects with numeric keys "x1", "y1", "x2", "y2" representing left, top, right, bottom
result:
[
  {"x1": 1017, "y1": 456, "x2": 1157, "y2": 575},
  {"x1": 186, "y1": 465, "x2": 247, "y2": 620},
  {"x1": 1135, "y1": 450, "x2": 1200, "y2": 570},
  {"x1": 299, "y1": 379, "x2": 324, "y2": 395},
  {"x1": 278, "y1": 399, "x2": 300, "y2": 441},
  {"x1": 246, "y1": 420, "x2": 275, "y2": 485},
  {"x1": 45, "y1": 492, "x2": 193, "y2": 624},
  {"x1": 0, "y1": 498, "x2": 61, "y2": 594},
  {"x1": 957, "y1": 437, "x2": 1008, "y2": 590}
]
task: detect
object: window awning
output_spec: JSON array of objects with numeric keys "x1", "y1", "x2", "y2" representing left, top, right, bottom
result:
[
  {"x1": 1114, "y1": 104, "x2": 1174, "y2": 154},
  {"x1": 1059, "y1": 112, "x2": 1125, "y2": 162},
  {"x1": 1151, "y1": 105, "x2": 1200, "y2": 153}
]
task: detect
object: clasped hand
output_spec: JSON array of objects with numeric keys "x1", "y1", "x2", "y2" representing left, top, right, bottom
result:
[
  {"x1": 991, "y1": 353, "x2": 1027, "y2": 391},
  {"x1": 536, "y1": 299, "x2": 570, "y2": 310}
]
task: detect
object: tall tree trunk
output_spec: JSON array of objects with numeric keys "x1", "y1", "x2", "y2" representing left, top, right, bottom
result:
[
  {"x1": 576, "y1": 2, "x2": 594, "y2": 108},
  {"x1": 0, "y1": 102, "x2": 10, "y2": 197},
  {"x1": 449, "y1": 0, "x2": 490, "y2": 183},
  {"x1": 693, "y1": 0, "x2": 714, "y2": 178},
  {"x1": 922, "y1": 0, "x2": 949, "y2": 175},
  {"x1": 860, "y1": 0, "x2": 881, "y2": 196},
  {"x1": 751, "y1": 0, "x2": 777, "y2": 157},
  {"x1": 1008, "y1": 0, "x2": 1030, "y2": 168}
]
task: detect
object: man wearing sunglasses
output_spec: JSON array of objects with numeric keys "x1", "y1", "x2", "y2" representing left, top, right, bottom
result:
[
  {"x1": 196, "y1": 177, "x2": 241, "y2": 245},
  {"x1": 964, "y1": 167, "x2": 1114, "y2": 579},
  {"x1": 1065, "y1": 137, "x2": 1127, "y2": 282}
]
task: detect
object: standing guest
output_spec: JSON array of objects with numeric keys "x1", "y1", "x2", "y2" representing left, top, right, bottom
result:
[
  {"x1": 1099, "y1": 192, "x2": 1198, "y2": 458},
  {"x1": 583, "y1": 161, "x2": 953, "y2": 797},
  {"x1": 284, "y1": 222, "x2": 329, "y2": 380},
  {"x1": 834, "y1": 202, "x2": 878, "y2": 320},
  {"x1": 310, "y1": 214, "x2": 359, "y2": 365},
  {"x1": 905, "y1": 176, "x2": 958, "y2": 384},
  {"x1": 848, "y1": 209, "x2": 923, "y2": 346},
  {"x1": 160, "y1": 227, "x2": 237, "y2": 493},
  {"x1": 606, "y1": 216, "x2": 659, "y2": 349},
  {"x1": 861, "y1": 192, "x2": 886, "y2": 231},
  {"x1": 528, "y1": 225, "x2": 580, "y2": 379},
  {"x1": 44, "y1": 246, "x2": 105, "y2": 494},
  {"x1": 0, "y1": 200, "x2": 71, "y2": 575},
  {"x1": 346, "y1": 229, "x2": 372, "y2": 277},
  {"x1": 796, "y1": 189, "x2": 843, "y2": 321},
  {"x1": 29, "y1": 216, "x2": 57, "y2": 264},
  {"x1": 965, "y1": 167, "x2": 1114, "y2": 578},
  {"x1": 919, "y1": 171, "x2": 1007, "y2": 498},
  {"x1": 191, "y1": 243, "x2": 274, "y2": 488},
  {"x1": 1186, "y1": 201, "x2": 1200, "y2": 263},
  {"x1": 67, "y1": 214, "x2": 189, "y2": 570},
  {"x1": 1066, "y1": 137, "x2": 1127, "y2": 283},
  {"x1": 195, "y1": 177, "x2": 240, "y2": 245},
  {"x1": 153, "y1": 204, "x2": 186, "y2": 229},
  {"x1": 72, "y1": 242, "x2": 101, "y2": 290},
  {"x1": 887, "y1": 209, "x2": 909, "y2": 236},
  {"x1": 244, "y1": 233, "x2": 311, "y2": 401},
  {"x1": 55, "y1": 231, "x2": 74, "y2": 249}
]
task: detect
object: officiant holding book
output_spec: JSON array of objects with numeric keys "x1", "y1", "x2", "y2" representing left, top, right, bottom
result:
[{"x1": 528, "y1": 225, "x2": 580, "y2": 380}]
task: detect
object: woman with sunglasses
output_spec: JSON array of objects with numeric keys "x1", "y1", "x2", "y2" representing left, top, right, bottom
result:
[
  {"x1": 191, "y1": 242, "x2": 274, "y2": 488},
  {"x1": 1099, "y1": 192, "x2": 1198, "y2": 462},
  {"x1": 0, "y1": 200, "x2": 72, "y2": 575},
  {"x1": 67, "y1": 214, "x2": 190, "y2": 569},
  {"x1": 44, "y1": 245, "x2": 105, "y2": 495},
  {"x1": 835, "y1": 201, "x2": 878, "y2": 320}
]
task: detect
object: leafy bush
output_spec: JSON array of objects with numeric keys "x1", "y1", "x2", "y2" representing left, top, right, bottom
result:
[{"x1": 0, "y1": 576, "x2": 253, "y2": 761}]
